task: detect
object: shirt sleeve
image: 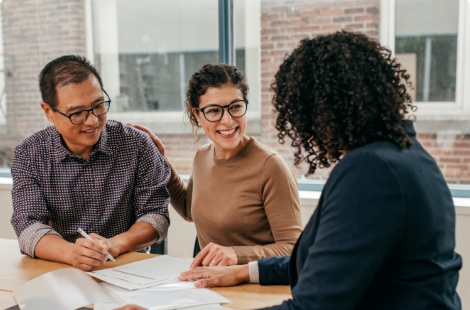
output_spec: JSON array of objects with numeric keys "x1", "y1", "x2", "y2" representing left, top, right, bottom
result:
[
  {"x1": 233, "y1": 154, "x2": 303, "y2": 264},
  {"x1": 10, "y1": 143, "x2": 62, "y2": 257},
  {"x1": 165, "y1": 160, "x2": 194, "y2": 222},
  {"x1": 133, "y1": 134, "x2": 171, "y2": 243},
  {"x1": 248, "y1": 261, "x2": 260, "y2": 283},
  {"x1": 260, "y1": 152, "x2": 406, "y2": 310}
]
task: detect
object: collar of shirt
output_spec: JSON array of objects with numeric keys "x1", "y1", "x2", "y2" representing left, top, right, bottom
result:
[{"x1": 52, "y1": 124, "x2": 112, "y2": 163}]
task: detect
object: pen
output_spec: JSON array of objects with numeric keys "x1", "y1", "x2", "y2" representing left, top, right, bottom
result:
[{"x1": 77, "y1": 228, "x2": 116, "y2": 262}]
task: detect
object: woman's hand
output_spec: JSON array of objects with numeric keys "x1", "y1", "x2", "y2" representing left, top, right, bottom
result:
[
  {"x1": 190, "y1": 242, "x2": 238, "y2": 269},
  {"x1": 127, "y1": 123, "x2": 166, "y2": 157},
  {"x1": 179, "y1": 265, "x2": 250, "y2": 288}
]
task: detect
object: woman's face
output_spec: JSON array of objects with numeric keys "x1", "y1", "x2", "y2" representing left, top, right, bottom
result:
[{"x1": 192, "y1": 84, "x2": 249, "y2": 159}]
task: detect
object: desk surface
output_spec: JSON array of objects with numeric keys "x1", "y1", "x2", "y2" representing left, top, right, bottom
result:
[{"x1": 0, "y1": 239, "x2": 291, "y2": 309}]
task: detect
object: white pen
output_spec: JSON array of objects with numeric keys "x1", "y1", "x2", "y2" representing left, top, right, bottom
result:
[{"x1": 77, "y1": 228, "x2": 116, "y2": 262}]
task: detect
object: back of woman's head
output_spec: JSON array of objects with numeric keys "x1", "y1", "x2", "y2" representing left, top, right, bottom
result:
[
  {"x1": 272, "y1": 30, "x2": 415, "y2": 175},
  {"x1": 185, "y1": 64, "x2": 249, "y2": 138}
]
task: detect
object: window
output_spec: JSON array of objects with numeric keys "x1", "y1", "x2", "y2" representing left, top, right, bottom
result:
[
  {"x1": 380, "y1": 0, "x2": 470, "y2": 120},
  {"x1": 90, "y1": 0, "x2": 260, "y2": 134},
  {"x1": 395, "y1": 0, "x2": 459, "y2": 103}
]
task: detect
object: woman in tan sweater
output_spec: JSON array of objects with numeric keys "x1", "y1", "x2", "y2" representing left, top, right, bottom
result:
[{"x1": 133, "y1": 64, "x2": 302, "y2": 268}]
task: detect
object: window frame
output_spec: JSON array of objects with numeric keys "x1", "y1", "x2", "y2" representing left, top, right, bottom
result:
[{"x1": 380, "y1": 0, "x2": 470, "y2": 121}]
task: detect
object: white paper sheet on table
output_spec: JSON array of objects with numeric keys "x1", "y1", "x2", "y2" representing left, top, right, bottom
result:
[
  {"x1": 87, "y1": 255, "x2": 191, "y2": 290},
  {"x1": 13, "y1": 269, "x2": 230, "y2": 310},
  {"x1": 102, "y1": 279, "x2": 231, "y2": 310},
  {"x1": 13, "y1": 268, "x2": 119, "y2": 310},
  {"x1": 94, "y1": 303, "x2": 226, "y2": 310}
]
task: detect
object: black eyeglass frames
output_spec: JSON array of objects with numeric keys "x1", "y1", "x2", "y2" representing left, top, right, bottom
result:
[
  {"x1": 47, "y1": 89, "x2": 111, "y2": 125},
  {"x1": 195, "y1": 98, "x2": 248, "y2": 122}
]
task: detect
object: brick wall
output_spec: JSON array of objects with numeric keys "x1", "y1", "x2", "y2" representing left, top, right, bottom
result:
[
  {"x1": 0, "y1": 0, "x2": 87, "y2": 165},
  {"x1": 1, "y1": 0, "x2": 87, "y2": 140}
]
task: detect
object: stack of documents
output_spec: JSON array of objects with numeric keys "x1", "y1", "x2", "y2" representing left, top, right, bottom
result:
[
  {"x1": 87, "y1": 255, "x2": 192, "y2": 290},
  {"x1": 13, "y1": 256, "x2": 231, "y2": 310},
  {"x1": 101, "y1": 279, "x2": 230, "y2": 310}
]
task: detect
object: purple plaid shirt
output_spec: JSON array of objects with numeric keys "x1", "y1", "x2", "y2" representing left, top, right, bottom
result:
[{"x1": 11, "y1": 120, "x2": 170, "y2": 257}]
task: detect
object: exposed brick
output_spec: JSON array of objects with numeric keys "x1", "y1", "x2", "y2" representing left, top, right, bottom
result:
[
  {"x1": 322, "y1": 10, "x2": 342, "y2": 16},
  {"x1": 344, "y1": 23, "x2": 364, "y2": 30},
  {"x1": 366, "y1": 7, "x2": 379, "y2": 14},
  {"x1": 354, "y1": 15, "x2": 378, "y2": 21},
  {"x1": 333, "y1": 16, "x2": 352, "y2": 23},
  {"x1": 345, "y1": 8, "x2": 364, "y2": 14}
]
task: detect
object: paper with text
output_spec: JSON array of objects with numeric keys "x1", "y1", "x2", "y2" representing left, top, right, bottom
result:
[
  {"x1": 88, "y1": 255, "x2": 191, "y2": 290},
  {"x1": 102, "y1": 280, "x2": 231, "y2": 310}
]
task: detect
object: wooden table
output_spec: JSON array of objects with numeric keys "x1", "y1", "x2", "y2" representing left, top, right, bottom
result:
[{"x1": 0, "y1": 239, "x2": 291, "y2": 309}]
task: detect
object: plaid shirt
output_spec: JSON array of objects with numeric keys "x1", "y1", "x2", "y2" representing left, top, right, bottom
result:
[{"x1": 11, "y1": 120, "x2": 170, "y2": 257}]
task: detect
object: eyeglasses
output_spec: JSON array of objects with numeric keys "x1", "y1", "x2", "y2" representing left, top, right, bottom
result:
[
  {"x1": 46, "y1": 89, "x2": 111, "y2": 125},
  {"x1": 195, "y1": 98, "x2": 248, "y2": 122}
]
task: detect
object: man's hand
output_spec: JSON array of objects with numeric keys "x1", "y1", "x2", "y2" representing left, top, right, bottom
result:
[
  {"x1": 89, "y1": 233, "x2": 121, "y2": 258},
  {"x1": 72, "y1": 235, "x2": 111, "y2": 271},
  {"x1": 128, "y1": 123, "x2": 166, "y2": 157},
  {"x1": 190, "y1": 242, "x2": 238, "y2": 269},
  {"x1": 179, "y1": 265, "x2": 250, "y2": 288}
]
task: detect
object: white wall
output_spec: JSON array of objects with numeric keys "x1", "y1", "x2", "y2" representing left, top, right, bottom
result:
[{"x1": 0, "y1": 180, "x2": 15, "y2": 239}]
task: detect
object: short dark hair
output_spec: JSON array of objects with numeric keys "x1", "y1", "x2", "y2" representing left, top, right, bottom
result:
[
  {"x1": 185, "y1": 64, "x2": 249, "y2": 139},
  {"x1": 38, "y1": 55, "x2": 103, "y2": 107},
  {"x1": 271, "y1": 30, "x2": 415, "y2": 175}
]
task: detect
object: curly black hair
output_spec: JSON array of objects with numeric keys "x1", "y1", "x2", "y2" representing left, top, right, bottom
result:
[
  {"x1": 272, "y1": 30, "x2": 415, "y2": 175},
  {"x1": 185, "y1": 64, "x2": 249, "y2": 140}
]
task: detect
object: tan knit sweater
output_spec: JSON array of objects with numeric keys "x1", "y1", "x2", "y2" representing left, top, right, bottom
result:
[{"x1": 167, "y1": 137, "x2": 303, "y2": 264}]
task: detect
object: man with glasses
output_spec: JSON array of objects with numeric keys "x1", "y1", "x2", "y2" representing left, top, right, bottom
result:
[{"x1": 10, "y1": 55, "x2": 171, "y2": 271}]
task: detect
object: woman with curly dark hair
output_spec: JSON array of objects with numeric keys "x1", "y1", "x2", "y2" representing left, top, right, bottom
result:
[
  {"x1": 130, "y1": 64, "x2": 302, "y2": 269},
  {"x1": 177, "y1": 31, "x2": 462, "y2": 310}
]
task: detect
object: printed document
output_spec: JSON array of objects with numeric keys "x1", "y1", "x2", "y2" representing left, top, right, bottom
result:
[
  {"x1": 13, "y1": 268, "x2": 231, "y2": 310},
  {"x1": 87, "y1": 255, "x2": 191, "y2": 290}
]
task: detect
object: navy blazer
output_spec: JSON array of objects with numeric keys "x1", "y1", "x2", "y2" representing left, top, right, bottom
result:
[{"x1": 258, "y1": 121, "x2": 462, "y2": 310}]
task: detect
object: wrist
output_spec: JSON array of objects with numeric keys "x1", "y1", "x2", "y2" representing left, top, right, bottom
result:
[
  {"x1": 108, "y1": 235, "x2": 126, "y2": 256},
  {"x1": 236, "y1": 265, "x2": 250, "y2": 283}
]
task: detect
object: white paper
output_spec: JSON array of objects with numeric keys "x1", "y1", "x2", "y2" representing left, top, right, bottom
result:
[
  {"x1": 102, "y1": 281, "x2": 231, "y2": 310},
  {"x1": 13, "y1": 268, "x2": 120, "y2": 310},
  {"x1": 88, "y1": 255, "x2": 191, "y2": 290}
]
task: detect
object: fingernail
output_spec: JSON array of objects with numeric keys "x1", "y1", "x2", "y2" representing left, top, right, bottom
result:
[{"x1": 195, "y1": 281, "x2": 202, "y2": 288}]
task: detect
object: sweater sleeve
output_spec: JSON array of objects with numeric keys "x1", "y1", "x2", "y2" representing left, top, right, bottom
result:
[
  {"x1": 166, "y1": 160, "x2": 194, "y2": 222},
  {"x1": 261, "y1": 152, "x2": 406, "y2": 310},
  {"x1": 233, "y1": 154, "x2": 303, "y2": 264}
]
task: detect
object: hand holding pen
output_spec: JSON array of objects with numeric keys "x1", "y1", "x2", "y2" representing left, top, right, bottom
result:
[{"x1": 77, "y1": 228, "x2": 116, "y2": 262}]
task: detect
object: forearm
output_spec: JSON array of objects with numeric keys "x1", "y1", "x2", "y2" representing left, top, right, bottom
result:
[
  {"x1": 233, "y1": 241, "x2": 295, "y2": 264},
  {"x1": 109, "y1": 222, "x2": 159, "y2": 254},
  {"x1": 34, "y1": 234, "x2": 74, "y2": 264},
  {"x1": 167, "y1": 162, "x2": 192, "y2": 221}
]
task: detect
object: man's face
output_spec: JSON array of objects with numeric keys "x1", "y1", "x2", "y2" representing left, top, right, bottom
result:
[{"x1": 41, "y1": 75, "x2": 107, "y2": 159}]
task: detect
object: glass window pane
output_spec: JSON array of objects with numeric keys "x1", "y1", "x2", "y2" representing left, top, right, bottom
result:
[
  {"x1": 395, "y1": 0, "x2": 459, "y2": 102},
  {"x1": 92, "y1": 0, "x2": 219, "y2": 112}
]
